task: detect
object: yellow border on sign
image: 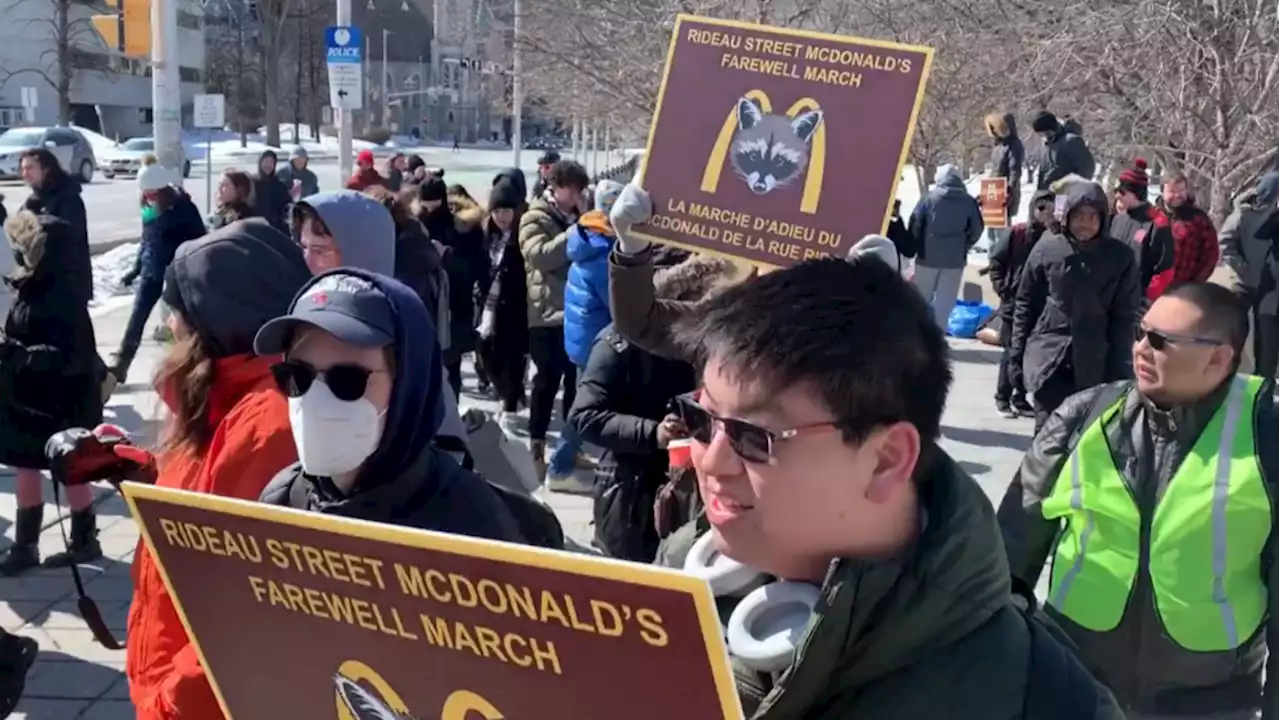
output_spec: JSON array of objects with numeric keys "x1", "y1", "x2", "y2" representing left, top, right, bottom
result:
[
  {"x1": 632, "y1": 13, "x2": 935, "y2": 269},
  {"x1": 122, "y1": 481, "x2": 746, "y2": 720}
]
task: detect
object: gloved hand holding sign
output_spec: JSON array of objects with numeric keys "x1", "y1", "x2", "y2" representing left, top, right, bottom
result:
[{"x1": 45, "y1": 424, "x2": 158, "y2": 487}]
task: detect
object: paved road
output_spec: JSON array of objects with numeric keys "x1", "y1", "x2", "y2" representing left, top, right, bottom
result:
[
  {"x1": 2, "y1": 147, "x2": 595, "y2": 252},
  {"x1": 0, "y1": 296, "x2": 1033, "y2": 718}
]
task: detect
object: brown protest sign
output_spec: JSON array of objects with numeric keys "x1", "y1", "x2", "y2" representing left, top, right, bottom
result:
[
  {"x1": 122, "y1": 483, "x2": 743, "y2": 720},
  {"x1": 635, "y1": 15, "x2": 933, "y2": 268},
  {"x1": 980, "y1": 177, "x2": 1009, "y2": 229}
]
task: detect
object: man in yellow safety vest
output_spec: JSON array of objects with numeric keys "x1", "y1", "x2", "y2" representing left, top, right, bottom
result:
[{"x1": 998, "y1": 281, "x2": 1276, "y2": 720}]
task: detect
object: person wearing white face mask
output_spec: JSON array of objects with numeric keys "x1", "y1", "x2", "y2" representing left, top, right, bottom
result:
[{"x1": 256, "y1": 268, "x2": 560, "y2": 546}]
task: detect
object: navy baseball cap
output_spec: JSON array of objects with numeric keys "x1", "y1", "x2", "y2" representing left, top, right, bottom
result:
[{"x1": 254, "y1": 271, "x2": 395, "y2": 354}]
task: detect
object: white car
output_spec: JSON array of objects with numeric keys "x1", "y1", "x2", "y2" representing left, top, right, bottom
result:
[
  {"x1": 101, "y1": 137, "x2": 190, "y2": 179},
  {"x1": 0, "y1": 126, "x2": 97, "y2": 182}
]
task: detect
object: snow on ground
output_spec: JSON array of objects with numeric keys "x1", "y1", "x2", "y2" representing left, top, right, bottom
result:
[
  {"x1": 76, "y1": 123, "x2": 422, "y2": 165},
  {"x1": 92, "y1": 243, "x2": 139, "y2": 307}
]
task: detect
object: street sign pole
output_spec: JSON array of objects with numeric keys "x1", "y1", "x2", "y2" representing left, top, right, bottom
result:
[
  {"x1": 192, "y1": 94, "x2": 225, "y2": 214},
  {"x1": 326, "y1": 24, "x2": 364, "y2": 182},
  {"x1": 206, "y1": 130, "x2": 213, "y2": 211}
]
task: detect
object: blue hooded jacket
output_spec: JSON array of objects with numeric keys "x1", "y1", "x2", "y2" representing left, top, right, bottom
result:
[
  {"x1": 137, "y1": 190, "x2": 205, "y2": 282},
  {"x1": 258, "y1": 269, "x2": 525, "y2": 542},
  {"x1": 563, "y1": 211, "x2": 615, "y2": 367}
]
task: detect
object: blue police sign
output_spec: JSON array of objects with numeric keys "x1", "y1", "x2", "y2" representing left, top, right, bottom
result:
[{"x1": 325, "y1": 26, "x2": 363, "y2": 64}]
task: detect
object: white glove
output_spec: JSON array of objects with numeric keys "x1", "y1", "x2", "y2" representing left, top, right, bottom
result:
[
  {"x1": 610, "y1": 183, "x2": 654, "y2": 254},
  {"x1": 476, "y1": 309, "x2": 495, "y2": 339}
]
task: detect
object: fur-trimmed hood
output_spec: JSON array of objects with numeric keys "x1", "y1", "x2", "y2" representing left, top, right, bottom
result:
[
  {"x1": 653, "y1": 253, "x2": 755, "y2": 302},
  {"x1": 984, "y1": 112, "x2": 1018, "y2": 141},
  {"x1": 449, "y1": 195, "x2": 486, "y2": 232},
  {"x1": 3, "y1": 210, "x2": 54, "y2": 283}
]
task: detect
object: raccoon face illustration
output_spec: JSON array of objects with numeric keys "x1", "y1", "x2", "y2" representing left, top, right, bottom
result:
[
  {"x1": 334, "y1": 674, "x2": 422, "y2": 720},
  {"x1": 729, "y1": 96, "x2": 824, "y2": 196}
]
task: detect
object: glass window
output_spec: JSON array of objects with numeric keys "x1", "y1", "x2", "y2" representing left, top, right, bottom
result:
[
  {"x1": 0, "y1": 128, "x2": 46, "y2": 146},
  {"x1": 121, "y1": 138, "x2": 155, "y2": 151}
]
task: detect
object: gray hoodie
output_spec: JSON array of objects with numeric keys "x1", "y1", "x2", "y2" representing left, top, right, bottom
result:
[
  {"x1": 909, "y1": 165, "x2": 985, "y2": 269},
  {"x1": 295, "y1": 191, "x2": 470, "y2": 441},
  {"x1": 294, "y1": 190, "x2": 396, "y2": 275}
]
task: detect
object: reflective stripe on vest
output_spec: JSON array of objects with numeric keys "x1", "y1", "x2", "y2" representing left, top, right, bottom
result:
[{"x1": 1042, "y1": 375, "x2": 1271, "y2": 652}]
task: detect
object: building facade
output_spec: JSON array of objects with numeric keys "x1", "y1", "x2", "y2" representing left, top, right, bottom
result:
[{"x1": 0, "y1": 0, "x2": 206, "y2": 140}]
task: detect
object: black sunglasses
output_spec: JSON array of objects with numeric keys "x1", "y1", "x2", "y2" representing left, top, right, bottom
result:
[
  {"x1": 271, "y1": 360, "x2": 382, "y2": 402},
  {"x1": 1135, "y1": 326, "x2": 1223, "y2": 352},
  {"x1": 671, "y1": 395, "x2": 840, "y2": 465}
]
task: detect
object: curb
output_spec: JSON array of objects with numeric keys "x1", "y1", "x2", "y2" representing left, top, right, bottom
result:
[{"x1": 90, "y1": 238, "x2": 138, "y2": 257}]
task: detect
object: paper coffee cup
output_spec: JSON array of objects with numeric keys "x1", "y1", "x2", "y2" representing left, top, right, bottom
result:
[{"x1": 667, "y1": 438, "x2": 694, "y2": 469}]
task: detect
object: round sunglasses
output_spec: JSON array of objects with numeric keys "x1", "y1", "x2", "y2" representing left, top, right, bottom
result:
[{"x1": 270, "y1": 360, "x2": 385, "y2": 402}]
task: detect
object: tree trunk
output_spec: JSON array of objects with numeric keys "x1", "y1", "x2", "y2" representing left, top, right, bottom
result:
[
  {"x1": 55, "y1": 0, "x2": 72, "y2": 124},
  {"x1": 262, "y1": 42, "x2": 281, "y2": 147}
]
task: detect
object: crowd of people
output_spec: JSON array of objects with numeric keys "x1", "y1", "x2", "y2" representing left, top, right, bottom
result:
[{"x1": 0, "y1": 104, "x2": 1272, "y2": 720}]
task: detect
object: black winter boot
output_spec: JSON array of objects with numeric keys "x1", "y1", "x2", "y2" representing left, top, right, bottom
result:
[
  {"x1": 0, "y1": 630, "x2": 39, "y2": 718},
  {"x1": 42, "y1": 510, "x2": 102, "y2": 568},
  {"x1": 0, "y1": 507, "x2": 43, "y2": 577}
]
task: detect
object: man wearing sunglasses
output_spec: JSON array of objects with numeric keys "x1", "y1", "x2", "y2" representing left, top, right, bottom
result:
[
  {"x1": 999, "y1": 281, "x2": 1276, "y2": 720},
  {"x1": 1109, "y1": 158, "x2": 1176, "y2": 303},
  {"x1": 255, "y1": 270, "x2": 532, "y2": 543},
  {"x1": 659, "y1": 257, "x2": 1121, "y2": 718}
]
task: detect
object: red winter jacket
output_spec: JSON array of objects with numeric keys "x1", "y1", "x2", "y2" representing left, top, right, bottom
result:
[
  {"x1": 1165, "y1": 203, "x2": 1219, "y2": 285},
  {"x1": 344, "y1": 168, "x2": 386, "y2": 192}
]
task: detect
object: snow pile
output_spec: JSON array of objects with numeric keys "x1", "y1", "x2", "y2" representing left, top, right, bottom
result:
[{"x1": 92, "y1": 242, "x2": 139, "y2": 306}]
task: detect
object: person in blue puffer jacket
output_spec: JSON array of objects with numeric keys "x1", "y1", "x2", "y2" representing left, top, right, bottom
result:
[
  {"x1": 108, "y1": 163, "x2": 205, "y2": 387},
  {"x1": 564, "y1": 180, "x2": 624, "y2": 368}
]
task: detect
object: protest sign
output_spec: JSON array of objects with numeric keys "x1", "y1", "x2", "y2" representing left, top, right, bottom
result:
[
  {"x1": 980, "y1": 177, "x2": 1009, "y2": 229},
  {"x1": 122, "y1": 483, "x2": 743, "y2": 720},
  {"x1": 635, "y1": 14, "x2": 932, "y2": 268}
]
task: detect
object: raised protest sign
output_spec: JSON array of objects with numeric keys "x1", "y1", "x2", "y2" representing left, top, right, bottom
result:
[
  {"x1": 122, "y1": 483, "x2": 743, "y2": 720},
  {"x1": 636, "y1": 15, "x2": 932, "y2": 268},
  {"x1": 980, "y1": 177, "x2": 1009, "y2": 229}
]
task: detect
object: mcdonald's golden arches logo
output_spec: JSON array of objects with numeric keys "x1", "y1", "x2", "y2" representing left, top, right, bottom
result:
[
  {"x1": 701, "y1": 90, "x2": 826, "y2": 215},
  {"x1": 333, "y1": 660, "x2": 505, "y2": 720}
]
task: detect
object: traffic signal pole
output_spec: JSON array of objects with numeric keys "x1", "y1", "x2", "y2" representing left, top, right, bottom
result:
[{"x1": 150, "y1": 0, "x2": 183, "y2": 187}]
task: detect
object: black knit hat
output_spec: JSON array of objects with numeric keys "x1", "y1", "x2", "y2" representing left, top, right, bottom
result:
[
  {"x1": 418, "y1": 176, "x2": 447, "y2": 202},
  {"x1": 488, "y1": 180, "x2": 522, "y2": 211},
  {"x1": 1031, "y1": 111, "x2": 1058, "y2": 133}
]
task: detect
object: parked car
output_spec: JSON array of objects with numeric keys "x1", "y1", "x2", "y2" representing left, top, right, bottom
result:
[
  {"x1": 0, "y1": 126, "x2": 97, "y2": 182},
  {"x1": 101, "y1": 137, "x2": 190, "y2": 180}
]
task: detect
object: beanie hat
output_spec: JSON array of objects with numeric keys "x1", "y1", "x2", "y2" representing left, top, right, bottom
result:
[
  {"x1": 1254, "y1": 170, "x2": 1279, "y2": 207},
  {"x1": 356, "y1": 149, "x2": 374, "y2": 165},
  {"x1": 847, "y1": 234, "x2": 901, "y2": 272},
  {"x1": 137, "y1": 163, "x2": 170, "y2": 193},
  {"x1": 1116, "y1": 158, "x2": 1150, "y2": 198},
  {"x1": 290, "y1": 145, "x2": 308, "y2": 160},
  {"x1": 1031, "y1": 111, "x2": 1058, "y2": 134},
  {"x1": 488, "y1": 180, "x2": 521, "y2": 211},
  {"x1": 419, "y1": 176, "x2": 448, "y2": 202},
  {"x1": 593, "y1": 180, "x2": 624, "y2": 216}
]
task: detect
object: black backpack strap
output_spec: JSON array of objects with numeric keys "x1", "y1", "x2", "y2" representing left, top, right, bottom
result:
[{"x1": 1017, "y1": 589, "x2": 1110, "y2": 719}]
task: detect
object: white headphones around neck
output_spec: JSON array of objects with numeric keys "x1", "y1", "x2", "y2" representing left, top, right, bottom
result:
[{"x1": 684, "y1": 531, "x2": 821, "y2": 674}]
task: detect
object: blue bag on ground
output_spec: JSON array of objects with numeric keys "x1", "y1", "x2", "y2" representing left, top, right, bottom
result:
[{"x1": 947, "y1": 301, "x2": 993, "y2": 338}]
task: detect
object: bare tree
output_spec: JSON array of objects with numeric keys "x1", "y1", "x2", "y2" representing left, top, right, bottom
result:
[
  {"x1": 0, "y1": 0, "x2": 116, "y2": 123},
  {"x1": 253, "y1": 0, "x2": 300, "y2": 147},
  {"x1": 978, "y1": 0, "x2": 1279, "y2": 221}
]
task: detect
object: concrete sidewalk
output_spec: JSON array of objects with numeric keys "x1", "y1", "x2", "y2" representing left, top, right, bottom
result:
[{"x1": 1, "y1": 300, "x2": 1031, "y2": 719}]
